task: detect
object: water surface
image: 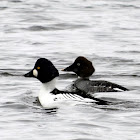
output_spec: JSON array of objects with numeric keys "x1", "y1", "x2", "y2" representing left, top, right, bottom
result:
[{"x1": 0, "y1": 0, "x2": 140, "y2": 139}]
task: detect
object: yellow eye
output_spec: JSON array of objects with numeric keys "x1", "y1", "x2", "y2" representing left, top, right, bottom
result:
[{"x1": 37, "y1": 67, "x2": 40, "y2": 70}]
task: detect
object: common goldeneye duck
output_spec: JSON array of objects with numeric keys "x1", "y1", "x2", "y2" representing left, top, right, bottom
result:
[
  {"x1": 63, "y1": 56, "x2": 95, "y2": 78},
  {"x1": 63, "y1": 56, "x2": 129, "y2": 93},
  {"x1": 24, "y1": 58, "x2": 109, "y2": 109}
]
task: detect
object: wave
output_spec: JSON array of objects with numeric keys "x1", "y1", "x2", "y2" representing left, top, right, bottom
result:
[{"x1": 25, "y1": 24, "x2": 88, "y2": 32}]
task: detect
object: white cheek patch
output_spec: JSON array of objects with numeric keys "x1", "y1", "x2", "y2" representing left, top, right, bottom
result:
[{"x1": 33, "y1": 69, "x2": 38, "y2": 77}]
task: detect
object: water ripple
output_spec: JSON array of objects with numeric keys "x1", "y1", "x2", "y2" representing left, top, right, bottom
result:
[
  {"x1": 0, "y1": 0, "x2": 140, "y2": 139},
  {"x1": 26, "y1": 24, "x2": 88, "y2": 31}
]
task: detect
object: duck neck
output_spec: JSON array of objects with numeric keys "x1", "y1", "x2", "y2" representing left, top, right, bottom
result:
[
  {"x1": 39, "y1": 78, "x2": 57, "y2": 95},
  {"x1": 38, "y1": 78, "x2": 57, "y2": 108}
]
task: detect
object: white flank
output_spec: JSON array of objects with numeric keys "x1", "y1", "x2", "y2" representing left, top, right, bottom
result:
[{"x1": 38, "y1": 77, "x2": 94, "y2": 109}]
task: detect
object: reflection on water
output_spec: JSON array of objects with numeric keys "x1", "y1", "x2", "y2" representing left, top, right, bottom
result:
[{"x1": 0, "y1": 0, "x2": 140, "y2": 139}]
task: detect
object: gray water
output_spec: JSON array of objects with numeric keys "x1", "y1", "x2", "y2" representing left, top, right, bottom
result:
[{"x1": 0, "y1": 0, "x2": 140, "y2": 139}]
